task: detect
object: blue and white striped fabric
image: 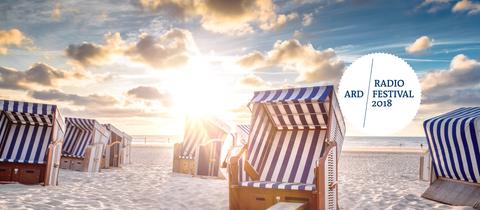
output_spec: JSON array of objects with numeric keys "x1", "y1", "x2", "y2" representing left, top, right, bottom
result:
[
  {"x1": 424, "y1": 107, "x2": 480, "y2": 183},
  {"x1": 0, "y1": 100, "x2": 62, "y2": 164},
  {"x1": 260, "y1": 129, "x2": 326, "y2": 184},
  {"x1": 246, "y1": 105, "x2": 274, "y2": 175},
  {"x1": 181, "y1": 117, "x2": 208, "y2": 159},
  {"x1": 240, "y1": 181, "x2": 316, "y2": 191},
  {"x1": 250, "y1": 86, "x2": 333, "y2": 104},
  {"x1": 238, "y1": 86, "x2": 344, "y2": 191},
  {"x1": 250, "y1": 86, "x2": 334, "y2": 130},
  {"x1": 62, "y1": 118, "x2": 96, "y2": 158},
  {"x1": 180, "y1": 116, "x2": 229, "y2": 159},
  {"x1": 236, "y1": 124, "x2": 249, "y2": 145},
  {"x1": 0, "y1": 100, "x2": 57, "y2": 115}
]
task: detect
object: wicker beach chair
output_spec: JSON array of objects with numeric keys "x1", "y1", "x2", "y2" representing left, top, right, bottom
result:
[
  {"x1": 422, "y1": 107, "x2": 480, "y2": 208},
  {"x1": 60, "y1": 118, "x2": 110, "y2": 172},
  {"x1": 102, "y1": 124, "x2": 127, "y2": 168},
  {"x1": 0, "y1": 100, "x2": 65, "y2": 185},
  {"x1": 173, "y1": 115, "x2": 231, "y2": 177},
  {"x1": 236, "y1": 124, "x2": 250, "y2": 146},
  {"x1": 222, "y1": 125, "x2": 250, "y2": 169},
  {"x1": 229, "y1": 85, "x2": 345, "y2": 210}
]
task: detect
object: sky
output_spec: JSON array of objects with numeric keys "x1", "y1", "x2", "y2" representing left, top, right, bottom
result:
[{"x1": 0, "y1": 0, "x2": 479, "y2": 136}]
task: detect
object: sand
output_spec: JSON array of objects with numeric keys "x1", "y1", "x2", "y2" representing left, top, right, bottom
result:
[{"x1": 0, "y1": 146, "x2": 475, "y2": 210}]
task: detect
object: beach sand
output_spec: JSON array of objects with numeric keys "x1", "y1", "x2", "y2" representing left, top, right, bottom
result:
[{"x1": 0, "y1": 146, "x2": 475, "y2": 210}]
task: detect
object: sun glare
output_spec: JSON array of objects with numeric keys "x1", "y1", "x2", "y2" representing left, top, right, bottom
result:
[{"x1": 166, "y1": 57, "x2": 234, "y2": 119}]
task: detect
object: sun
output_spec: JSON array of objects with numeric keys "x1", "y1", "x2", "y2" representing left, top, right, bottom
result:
[{"x1": 166, "y1": 56, "x2": 234, "y2": 119}]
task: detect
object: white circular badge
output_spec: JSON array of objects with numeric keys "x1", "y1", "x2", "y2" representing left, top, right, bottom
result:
[{"x1": 338, "y1": 53, "x2": 421, "y2": 135}]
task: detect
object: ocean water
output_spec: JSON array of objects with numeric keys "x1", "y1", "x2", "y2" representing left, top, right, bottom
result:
[
  {"x1": 343, "y1": 136, "x2": 427, "y2": 149},
  {"x1": 132, "y1": 135, "x2": 428, "y2": 149}
]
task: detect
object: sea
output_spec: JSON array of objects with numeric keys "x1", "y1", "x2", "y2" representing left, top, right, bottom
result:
[{"x1": 132, "y1": 135, "x2": 428, "y2": 149}]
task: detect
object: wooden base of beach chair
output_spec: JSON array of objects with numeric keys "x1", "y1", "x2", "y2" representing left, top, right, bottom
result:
[
  {"x1": 175, "y1": 158, "x2": 195, "y2": 175},
  {"x1": 230, "y1": 186, "x2": 316, "y2": 210},
  {"x1": 60, "y1": 157, "x2": 86, "y2": 171},
  {"x1": 422, "y1": 178, "x2": 480, "y2": 208},
  {"x1": 267, "y1": 202, "x2": 307, "y2": 210},
  {"x1": 229, "y1": 145, "x2": 338, "y2": 210},
  {"x1": 172, "y1": 143, "x2": 195, "y2": 175},
  {"x1": 0, "y1": 162, "x2": 46, "y2": 185}
]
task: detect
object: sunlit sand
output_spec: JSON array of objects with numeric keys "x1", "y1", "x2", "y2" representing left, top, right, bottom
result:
[{"x1": 0, "y1": 146, "x2": 474, "y2": 210}]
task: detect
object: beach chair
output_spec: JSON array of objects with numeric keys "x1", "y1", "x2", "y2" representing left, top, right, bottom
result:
[
  {"x1": 102, "y1": 124, "x2": 126, "y2": 168},
  {"x1": 0, "y1": 100, "x2": 65, "y2": 185},
  {"x1": 222, "y1": 124, "x2": 250, "y2": 169},
  {"x1": 60, "y1": 118, "x2": 110, "y2": 172},
  {"x1": 121, "y1": 132, "x2": 132, "y2": 165},
  {"x1": 173, "y1": 115, "x2": 231, "y2": 177},
  {"x1": 229, "y1": 85, "x2": 345, "y2": 210},
  {"x1": 422, "y1": 107, "x2": 480, "y2": 208},
  {"x1": 235, "y1": 124, "x2": 250, "y2": 146}
]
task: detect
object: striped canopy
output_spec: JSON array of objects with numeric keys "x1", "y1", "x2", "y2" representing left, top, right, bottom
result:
[
  {"x1": 249, "y1": 86, "x2": 334, "y2": 130},
  {"x1": 424, "y1": 107, "x2": 480, "y2": 183},
  {"x1": 180, "y1": 116, "x2": 230, "y2": 159},
  {"x1": 63, "y1": 118, "x2": 97, "y2": 158},
  {"x1": 0, "y1": 100, "x2": 64, "y2": 164},
  {"x1": 250, "y1": 86, "x2": 332, "y2": 104},
  {"x1": 239, "y1": 85, "x2": 345, "y2": 188}
]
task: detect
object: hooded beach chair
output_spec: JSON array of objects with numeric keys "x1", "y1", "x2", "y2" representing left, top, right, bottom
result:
[
  {"x1": 422, "y1": 107, "x2": 480, "y2": 208},
  {"x1": 235, "y1": 124, "x2": 250, "y2": 146},
  {"x1": 173, "y1": 115, "x2": 231, "y2": 177},
  {"x1": 102, "y1": 124, "x2": 127, "y2": 168},
  {"x1": 60, "y1": 117, "x2": 110, "y2": 172},
  {"x1": 228, "y1": 85, "x2": 345, "y2": 210},
  {"x1": 0, "y1": 100, "x2": 65, "y2": 185},
  {"x1": 224, "y1": 125, "x2": 250, "y2": 165}
]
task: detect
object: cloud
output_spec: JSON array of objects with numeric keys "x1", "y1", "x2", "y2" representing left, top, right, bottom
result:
[
  {"x1": 259, "y1": 13, "x2": 298, "y2": 31},
  {"x1": 65, "y1": 32, "x2": 124, "y2": 67},
  {"x1": 0, "y1": 63, "x2": 85, "y2": 90},
  {"x1": 237, "y1": 51, "x2": 266, "y2": 69},
  {"x1": 293, "y1": 30, "x2": 303, "y2": 39},
  {"x1": 29, "y1": 88, "x2": 171, "y2": 118},
  {"x1": 66, "y1": 28, "x2": 196, "y2": 69},
  {"x1": 452, "y1": 0, "x2": 480, "y2": 14},
  {"x1": 417, "y1": 0, "x2": 451, "y2": 13},
  {"x1": 238, "y1": 74, "x2": 270, "y2": 87},
  {"x1": 126, "y1": 28, "x2": 197, "y2": 69},
  {"x1": 135, "y1": 0, "x2": 296, "y2": 35},
  {"x1": 51, "y1": 3, "x2": 61, "y2": 20},
  {"x1": 405, "y1": 35, "x2": 433, "y2": 54},
  {"x1": 126, "y1": 86, "x2": 172, "y2": 106},
  {"x1": 0, "y1": 28, "x2": 29, "y2": 55},
  {"x1": 62, "y1": 106, "x2": 172, "y2": 118},
  {"x1": 421, "y1": 54, "x2": 480, "y2": 105},
  {"x1": 302, "y1": 13, "x2": 313, "y2": 26},
  {"x1": 29, "y1": 89, "x2": 118, "y2": 106},
  {"x1": 238, "y1": 39, "x2": 345, "y2": 83}
]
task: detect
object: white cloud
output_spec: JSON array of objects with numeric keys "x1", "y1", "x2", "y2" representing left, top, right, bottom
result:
[
  {"x1": 66, "y1": 28, "x2": 198, "y2": 70},
  {"x1": 452, "y1": 0, "x2": 480, "y2": 14},
  {"x1": 0, "y1": 63, "x2": 86, "y2": 90},
  {"x1": 405, "y1": 35, "x2": 433, "y2": 54},
  {"x1": 421, "y1": 54, "x2": 480, "y2": 105},
  {"x1": 0, "y1": 28, "x2": 29, "y2": 55},
  {"x1": 302, "y1": 13, "x2": 313, "y2": 26},
  {"x1": 237, "y1": 39, "x2": 345, "y2": 83},
  {"x1": 238, "y1": 73, "x2": 270, "y2": 88},
  {"x1": 136, "y1": 0, "x2": 297, "y2": 35}
]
